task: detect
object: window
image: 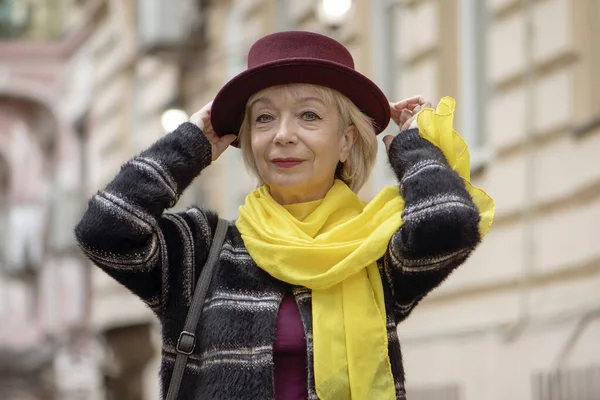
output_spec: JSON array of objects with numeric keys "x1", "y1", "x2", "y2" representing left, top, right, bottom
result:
[
  {"x1": 372, "y1": 0, "x2": 489, "y2": 185},
  {"x1": 371, "y1": 0, "x2": 455, "y2": 191},
  {"x1": 373, "y1": 0, "x2": 407, "y2": 105},
  {"x1": 369, "y1": 0, "x2": 406, "y2": 191},
  {"x1": 5, "y1": 204, "x2": 44, "y2": 275},
  {"x1": 572, "y1": 0, "x2": 600, "y2": 137},
  {"x1": 0, "y1": 0, "x2": 17, "y2": 38},
  {"x1": 0, "y1": 0, "x2": 59, "y2": 40},
  {"x1": 458, "y1": 0, "x2": 491, "y2": 168},
  {"x1": 137, "y1": 0, "x2": 198, "y2": 51}
]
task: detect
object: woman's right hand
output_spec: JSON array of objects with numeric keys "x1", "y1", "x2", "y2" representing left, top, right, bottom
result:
[{"x1": 189, "y1": 101, "x2": 237, "y2": 162}]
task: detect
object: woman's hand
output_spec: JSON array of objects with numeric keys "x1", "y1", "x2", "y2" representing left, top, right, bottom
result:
[
  {"x1": 189, "y1": 101, "x2": 237, "y2": 162},
  {"x1": 384, "y1": 95, "x2": 432, "y2": 152},
  {"x1": 390, "y1": 95, "x2": 432, "y2": 129}
]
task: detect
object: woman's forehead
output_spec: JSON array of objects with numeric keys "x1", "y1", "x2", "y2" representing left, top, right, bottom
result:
[{"x1": 249, "y1": 84, "x2": 332, "y2": 108}]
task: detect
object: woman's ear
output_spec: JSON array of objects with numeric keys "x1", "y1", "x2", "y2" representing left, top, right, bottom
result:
[{"x1": 339, "y1": 125, "x2": 358, "y2": 163}]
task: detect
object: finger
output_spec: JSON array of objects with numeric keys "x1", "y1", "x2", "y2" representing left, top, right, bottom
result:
[
  {"x1": 406, "y1": 100, "x2": 428, "y2": 112},
  {"x1": 402, "y1": 114, "x2": 415, "y2": 130},
  {"x1": 399, "y1": 109, "x2": 413, "y2": 125},
  {"x1": 203, "y1": 127, "x2": 218, "y2": 142},
  {"x1": 405, "y1": 97, "x2": 429, "y2": 112},
  {"x1": 200, "y1": 101, "x2": 213, "y2": 114},
  {"x1": 203, "y1": 122, "x2": 215, "y2": 137},
  {"x1": 393, "y1": 99, "x2": 408, "y2": 110},
  {"x1": 393, "y1": 95, "x2": 425, "y2": 110},
  {"x1": 390, "y1": 109, "x2": 402, "y2": 126},
  {"x1": 415, "y1": 102, "x2": 432, "y2": 112},
  {"x1": 189, "y1": 112, "x2": 203, "y2": 129},
  {"x1": 402, "y1": 116, "x2": 416, "y2": 131},
  {"x1": 222, "y1": 134, "x2": 237, "y2": 146},
  {"x1": 383, "y1": 135, "x2": 394, "y2": 152},
  {"x1": 409, "y1": 102, "x2": 431, "y2": 119},
  {"x1": 408, "y1": 95, "x2": 426, "y2": 105},
  {"x1": 212, "y1": 134, "x2": 236, "y2": 159},
  {"x1": 218, "y1": 134, "x2": 237, "y2": 150}
]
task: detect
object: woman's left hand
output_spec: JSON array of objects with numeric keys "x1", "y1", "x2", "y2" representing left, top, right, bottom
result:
[{"x1": 384, "y1": 96, "x2": 432, "y2": 152}]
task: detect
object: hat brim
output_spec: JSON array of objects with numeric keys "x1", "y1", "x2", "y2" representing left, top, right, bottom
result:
[{"x1": 211, "y1": 58, "x2": 391, "y2": 147}]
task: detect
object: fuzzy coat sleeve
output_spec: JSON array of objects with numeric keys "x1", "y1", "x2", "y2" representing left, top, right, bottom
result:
[
  {"x1": 74, "y1": 122, "x2": 217, "y2": 315},
  {"x1": 384, "y1": 128, "x2": 481, "y2": 323}
]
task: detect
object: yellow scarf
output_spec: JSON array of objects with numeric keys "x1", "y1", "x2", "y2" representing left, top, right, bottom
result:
[{"x1": 236, "y1": 97, "x2": 495, "y2": 400}]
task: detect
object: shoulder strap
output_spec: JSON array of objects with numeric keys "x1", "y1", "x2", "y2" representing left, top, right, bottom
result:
[{"x1": 165, "y1": 217, "x2": 228, "y2": 400}]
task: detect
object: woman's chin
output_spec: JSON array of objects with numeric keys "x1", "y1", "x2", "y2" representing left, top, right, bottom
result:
[
  {"x1": 265, "y1": 176, "x2": 310, "y2": 190},
  {"x1": 260, "y1": 169, "x2": 311, "y2": 187}
]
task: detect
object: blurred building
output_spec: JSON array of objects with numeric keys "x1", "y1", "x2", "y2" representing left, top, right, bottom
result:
[
  {"x1": 0, "y1": 0, "x2": 102, "y2": 399},
  {"x1": 387, "y1": 0, "x2": 600, "y2": 399},
  {"x1": 2, "y1": 0, "x2": 599, "y2": 399},
  {"x1": 65, "y1": 0, "x2": 197, "y2": 399}
]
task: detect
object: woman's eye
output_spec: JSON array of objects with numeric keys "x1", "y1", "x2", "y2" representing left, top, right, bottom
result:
[
  {"x1": 256, "y1": 114, "x2": 273, "y2": 123},
  {"x1": 301, "y1": 111, "x2": 320, "y2": 121}
]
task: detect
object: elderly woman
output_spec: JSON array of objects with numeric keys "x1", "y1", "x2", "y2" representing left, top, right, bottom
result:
[{"x1": 75, "y1": 31, "x2": 492, "y2": 400}]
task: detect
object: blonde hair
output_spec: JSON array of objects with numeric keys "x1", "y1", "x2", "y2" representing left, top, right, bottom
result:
[{"x1": 237, "y1": 84, "x2": 378, "y2": 193}]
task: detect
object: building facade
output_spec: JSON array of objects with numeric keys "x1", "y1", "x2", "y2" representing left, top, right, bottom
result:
[
  {"x1": 69, "y1": 1, "x2": 193, "y2": 398},
  {"x1": 378, "y1": 0, "x2": 600, "y2": 399},
  {"x1": 0, "y1": 0, "x2": 102, "y2": 399}
]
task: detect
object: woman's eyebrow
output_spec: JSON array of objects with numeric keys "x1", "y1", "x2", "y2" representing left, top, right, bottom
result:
[
  {"x1": 249, "y1": 95, "x2": 325, "y2": 110},
  {"x1": 297, "y1": 96, "x2": 326, "y2": 105},
  {"x1": 249, "y1": 97, "x2": 271, "y2": 109}
]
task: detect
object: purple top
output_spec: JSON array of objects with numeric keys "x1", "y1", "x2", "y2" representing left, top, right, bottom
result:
[{"x1": 273, "y1": 295, "x2": 308, "y2": 400}]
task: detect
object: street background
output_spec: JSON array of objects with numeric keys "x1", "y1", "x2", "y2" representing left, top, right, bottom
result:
[{"x1": 1, "y1": 0, "x2": 599, "y2": 399}]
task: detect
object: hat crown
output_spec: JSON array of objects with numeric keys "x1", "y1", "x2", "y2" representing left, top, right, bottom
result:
[
  {"x1": 248, "y1": 31, "x2": 355, "y2": 69},
  {"x1": 211, "y1": 30, "x2": 390, "y2": 140}
]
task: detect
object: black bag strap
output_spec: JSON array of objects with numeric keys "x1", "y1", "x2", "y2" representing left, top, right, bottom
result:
[{"x1": 165, "y1": 217, "x2": 228, "y2": 400}]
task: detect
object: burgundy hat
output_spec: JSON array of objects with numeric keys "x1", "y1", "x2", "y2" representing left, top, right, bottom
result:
[{"x1": 210, "y1": 31, "x2": 391, "y2": 143}]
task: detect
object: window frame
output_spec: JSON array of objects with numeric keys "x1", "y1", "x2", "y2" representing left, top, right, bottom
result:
[
  {"x1": 458, "y1": 0, "x2": 492, "y2": 171},
  {"x1": 373, "y1": 0, "x2": 491, "y2": 180}
]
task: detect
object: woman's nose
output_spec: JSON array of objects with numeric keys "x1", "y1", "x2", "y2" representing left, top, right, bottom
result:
[{"x1": 273, "y1": 118, "x2": 298, "y2": 144}]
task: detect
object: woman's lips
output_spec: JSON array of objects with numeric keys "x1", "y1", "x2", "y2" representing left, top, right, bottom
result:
[{"x1": 271, "y1": 158, "x2": 304, "y2": 168}]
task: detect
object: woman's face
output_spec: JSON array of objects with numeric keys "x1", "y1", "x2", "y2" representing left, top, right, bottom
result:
[{"x1": 249, "y1": 85, "x2": 356, "y2": 205}]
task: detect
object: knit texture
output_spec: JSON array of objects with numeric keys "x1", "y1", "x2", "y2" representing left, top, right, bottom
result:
[{"x1": 75, "y1": 123, "x2": 481, "y2": 400}]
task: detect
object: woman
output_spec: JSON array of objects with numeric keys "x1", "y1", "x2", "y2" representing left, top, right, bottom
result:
[{"x1": 76, "y1": 31, "x2": 493, "y2": 400}]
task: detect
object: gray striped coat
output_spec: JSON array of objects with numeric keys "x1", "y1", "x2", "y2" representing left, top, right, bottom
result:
[{"x1": 75, "y1": 122, "x2": 481, "y2": 399}]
